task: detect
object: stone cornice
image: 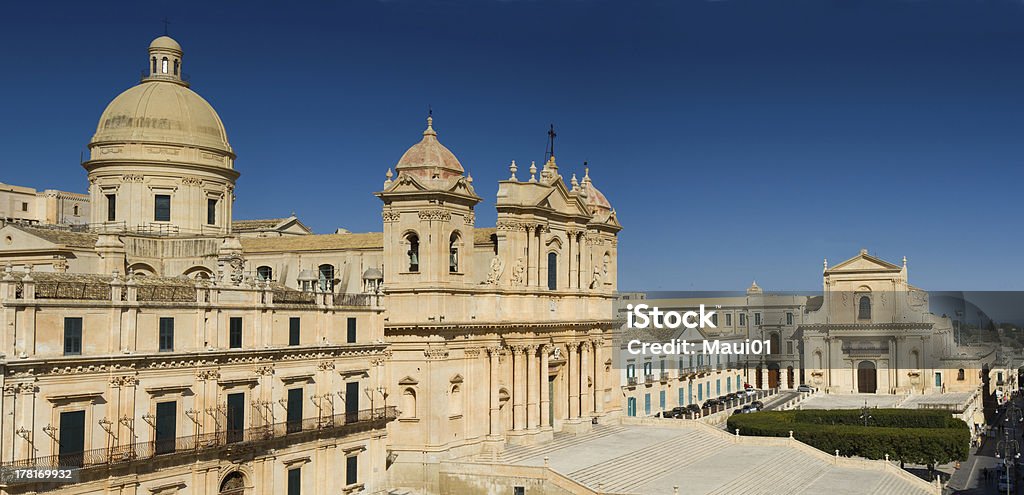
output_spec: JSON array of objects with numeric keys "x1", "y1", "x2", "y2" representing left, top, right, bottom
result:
[{"x1": 3, "y1": 343, "x2": 389, "y2": 379}]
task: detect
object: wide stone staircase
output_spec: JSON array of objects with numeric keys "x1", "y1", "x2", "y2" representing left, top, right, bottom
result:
[
  {"x1": 566, "y1": 428, "x2": 727, "y2": 493},
  {"x1": 489, "y1": 424, "x2": 630, "y2": 464},
  {"x1": 704, "y1": 449, "x2": 831, "y2": 495}
]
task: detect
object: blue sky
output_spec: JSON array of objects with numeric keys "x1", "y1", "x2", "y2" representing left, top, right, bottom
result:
[{"x1": 2, "y1": 0, "x2": 1023, "y2": 291}]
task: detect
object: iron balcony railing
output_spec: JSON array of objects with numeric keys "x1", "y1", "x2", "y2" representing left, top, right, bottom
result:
[
  {"x1": 2, "y1": 407, "x2": 396, "y2": 473},
  {"x1": 626, "y1": 376, "x2": 639, "y2": 386}
]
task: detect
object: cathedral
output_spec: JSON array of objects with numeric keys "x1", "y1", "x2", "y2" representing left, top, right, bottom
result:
[{"x1": 0, "y1": 35, "x2": 621, "y2": 495}]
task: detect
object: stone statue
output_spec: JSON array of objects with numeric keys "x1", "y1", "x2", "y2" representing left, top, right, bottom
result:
[
  {"x1": 590, "y1": 265, "x2": 602, "y2": 289},
  {"x1": 510, "y1": 257, "x2": 526, "y2": 286},
  {"x1": 483, "y1": 255, "x2": 504, "y2": 285}
]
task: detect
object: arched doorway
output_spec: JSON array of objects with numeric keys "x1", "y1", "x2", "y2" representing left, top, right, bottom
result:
[
  {"x1": 858, "y1": 361, "x2": 877, "y2": 393},
  {"x1": 220, "y1": 472, "x2": 246, "y2": 495},
  {"x1": 787, "y1": 366, "x2": 795, "y2": 389},
  {"x1": 755, "y1": 366, "x2": 763, "y2": 389},
  {"x1": 767, "y1": 363, "x2": 781, "y2": 389}
]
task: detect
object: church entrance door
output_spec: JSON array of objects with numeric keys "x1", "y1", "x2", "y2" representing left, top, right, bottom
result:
[
  {"x1": 767, "y1": 364, "x2": 780, "y2": 389},
  {"x1": 858, "y1": 361, "x2": 877, "y2": 393}
]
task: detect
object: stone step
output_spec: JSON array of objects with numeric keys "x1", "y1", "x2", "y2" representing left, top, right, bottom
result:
[
  {"x1": 569, "y1": 430, "x2": 725, "y2": 493},
  {"x1": 496, "y1": 424, "x2": 629, "y2": 463}
]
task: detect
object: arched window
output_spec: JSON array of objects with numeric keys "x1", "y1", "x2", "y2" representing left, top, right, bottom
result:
[
  {"x1": 858, "y1": 296, "x2": 871, "y2": 320},
  {"x1": 318, "y1": 264, "x2": 334, "y2": 292},
  {"x1": 449, "y1": 232, "x2": 460, "y2": 273},
  {"x1": 151, "y1": 56, "x2": 157, "y2": 73},
  {"x1": 547, "y1": 252, "x2": 558, "y2": 290},
  {"x1": 957, "y1": 369, "x2": 965, "y2": 381},
  {"x1": 173, "y1": 59, "x2": 179, "y2": 76},
  {"x1": 402, "y1": 388, "x2": 417, "y2": 419},
  {"x1": 161, "y1": 57, "x2": 168, "y2": 74},
  {"x1": 72, "y1": 205, "x2": 79, "y2": 216},
  {"x1": 256, "y1": 266, "x2": 273, "y2": 282},
  {"x1": 406, "y1": 234, "x2": 420, "y2": 272},
  {"x1": 220, "y1": 472, "x2": 246, "y2": 495}
]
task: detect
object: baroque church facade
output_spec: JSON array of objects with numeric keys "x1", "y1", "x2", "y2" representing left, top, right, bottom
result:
[{"x1": 0, "y1": 35, "x2": 621, "y2": 495}]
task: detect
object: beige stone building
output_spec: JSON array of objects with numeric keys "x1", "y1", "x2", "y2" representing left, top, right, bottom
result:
[
  {"x1": 618, "y1": 250, "x2": 1007, "y2": 427},
  {"x1": 0, "y1": 183, "x2": 89, "y2": 227},
  {"x1": 0, "y1": 34, "x2": 622, "y2": 495}
]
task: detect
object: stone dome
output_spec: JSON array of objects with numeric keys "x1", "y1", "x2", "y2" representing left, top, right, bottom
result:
[
  {"x1": 395, "y1": 117, "x2": 464, "y2": 180},
  {"x1": 580, "y1": 168, "x2": 612, "y2": 212},
  {"x1": 149, "y1": 35, "x2": 182, "y2": 52},
  {"x1": 90, "y1": 81, "x2": 233, "y2": 158}
]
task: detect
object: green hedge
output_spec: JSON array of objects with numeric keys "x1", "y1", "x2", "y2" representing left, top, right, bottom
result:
[{"x1": 726, "y1": 409, "x2": 970, "y2": 464}]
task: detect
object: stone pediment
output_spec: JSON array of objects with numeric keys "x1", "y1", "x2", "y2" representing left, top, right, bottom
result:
[{"x1": 827, "y1": 250, "x2": 902, "y2": 273}]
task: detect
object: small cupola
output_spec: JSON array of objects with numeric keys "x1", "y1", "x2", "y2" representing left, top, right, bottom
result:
[{"x1": 145, "y1": 36, "x2": 186, "y2": 86}]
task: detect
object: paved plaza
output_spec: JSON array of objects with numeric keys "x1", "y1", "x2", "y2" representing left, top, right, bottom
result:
[{"x1": 799, "y1": 392, "x2": 974, "y2": 410}]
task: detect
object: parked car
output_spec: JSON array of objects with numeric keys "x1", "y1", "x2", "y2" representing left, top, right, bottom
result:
[
  {"x1": 797, "y1": 384, "x2": 814, "y2": 393},
  {"x1": 744, "y1": 389, "x2": 758, "y2": 397},
  {"x1": 702, "y1": 399, "x2": 722, "y2": 409},
  {"x1": 685, "y1": 404, "x2": 702, "y2": 415},
  {"x1": 731, "y1": 408, "x2": 746, "y2": 416},
  {"x1": 750, "y1": 400, "x2": 765, "y2": 410}
]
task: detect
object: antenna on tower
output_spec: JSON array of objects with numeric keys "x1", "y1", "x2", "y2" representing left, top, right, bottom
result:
[{"x1": 545, "y1": 124, "x2": 557, "y2": 161}]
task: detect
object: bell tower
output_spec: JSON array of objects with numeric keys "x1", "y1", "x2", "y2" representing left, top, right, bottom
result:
[{"x1": 376, "y1": 116, "x2": 481, "y2": 291}]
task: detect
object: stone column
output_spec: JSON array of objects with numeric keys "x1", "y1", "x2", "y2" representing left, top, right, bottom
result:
[
  {"x1": 540, "y1": 345, "x2": 551, "y2": 428},
  {"x1": 782, "y1": 367, "x2": 790, "y2": 390},
  {"x1": 568, "y1": 342, "x2": 580, "y2": 420},
  {"x1": 593, "y1": 338, "x2": 604, "y2": 414},
  {"x1": 488, "y1": 346, "x2": 501, "y2": 437},
  {"x1": 512, "y1": 346, "x2": 526, "y2": 431},
  {"x1": 581, "y1": 341, "x2": 592, "y2": 417},
  {"x1": 760, "y1": 365, "x2": 768, "y2": 390},
  {"x1": 527, "y1": 345, "x2": 539, "y2": 431}
]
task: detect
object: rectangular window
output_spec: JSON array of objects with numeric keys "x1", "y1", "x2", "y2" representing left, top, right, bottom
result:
[
  {"x1": 787, "y1": 341, "x2": 794, "y2": 355},
  {"x1": 345, "y1": 382, "x2": 359, "y2": 421},
  {"x1": 627, "y1": 397, "x2": 637, "y2": 417},
  {"x1": 207, "y1": 198, "x2": 217, "y2": 225},
  {"x1": 725, "y1": 313, "x2": 732, "y2": 326},
  {"x1": 678, "y1": 387, "x2": 685, "y2": 406},
  {"x1": 644, "y1": 393, "x2": 651, "y2": 415},
  {"x1": 58, "y1": 410, "x2": 85, "y2": 467},
  {"x1": 229, "y1": 317, "x2": 242, "y2": 349},
  {"x1": 739, "y1": 313, "x2": 746, "y2": 326},
  {"x1": 786, "y1": 312, "x2": 794, "y2": 325},
  {"x1": 287, "y1": 387, "x2": 303, "y2": 433},
  {"x1": 64, "y1": 317, "x2": 83, "y2": 355},
  {"x1": 289, "y1": 317, "x2": 300, "y2": 346},
  {"x1": 155, "y1": 401, "x2": 177, "y2": 455},
  {"x1": 626, "y1": 363, "x2": 636, "y2": 378},
  {"x1": 288, "y1": 467, "x2": 301, "y2": 495},
  {"x1": 106, "y1": 194, "x2": 116, "y2": 221},
  {"x1": 20, "y1": 202, "x2": 28, "y2": 212},
  {"x1": 711, "y1": 313, "x2": 718, "y2": 326},
  {"x1": 754, "y1": 313, "x2": 762, "y2": 326},
  {"x1": 659, "y1": 390, "x2": 666, "y2": 410},
  {"x1": 159, "y1": 317, "x2": 174, "y2": 352},
  {"x1": 154, "y1": 194, "x2": 171, "y2": 222},
  {"x1": 716, "y1": 379, "x2": 721, "y2": 396},
  {"x1": 346, "y1": 454, "x2": 358, "y2": 486},
  {"x1": 347, "y1": 317, "x2": 357, "y2": 344},
  {"x1": 226, "y1": 392, "x2": 244, "y2": 444}
]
